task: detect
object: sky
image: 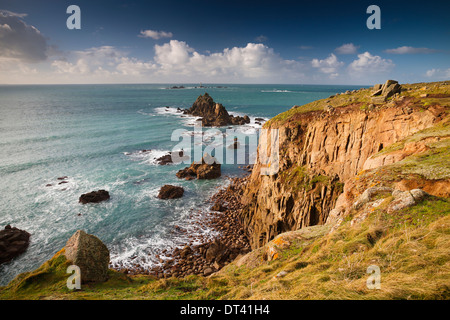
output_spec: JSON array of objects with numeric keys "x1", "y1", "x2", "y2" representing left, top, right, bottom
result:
[{"x1": 0, "y1": 0, "x2": 449, "y2": 85}]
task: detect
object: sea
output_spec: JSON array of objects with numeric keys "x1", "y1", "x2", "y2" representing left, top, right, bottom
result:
[{"x1": 0, "y1": 83, "x2": 366, "y2": 285}]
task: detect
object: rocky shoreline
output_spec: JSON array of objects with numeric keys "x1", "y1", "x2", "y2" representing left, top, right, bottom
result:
[{"x1": 114, "y1": 173, "x2": 252, "y2": 278}]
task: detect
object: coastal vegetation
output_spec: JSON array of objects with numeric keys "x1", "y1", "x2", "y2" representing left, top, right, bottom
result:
[{"x1": 1, "y1": 80, "x2": 449, "y2": 300}]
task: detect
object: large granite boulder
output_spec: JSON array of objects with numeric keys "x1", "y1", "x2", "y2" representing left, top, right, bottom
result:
[
  {"x1": 371, "y1": 80, "x2": 402, "y2": 102},
  {"x1": 79, "y1": 190, "x2": 110, "y2": 204},
  {"x1": 158, "y1": 185, "x2": 184, "y2": 199},
  {"x1": 205, "y1": 239, "x2": 227, "y2": 263},
  {"x1": 64, "y1": 230, "x2": 110, "y2": 283},
  {"x1": 0, "y1": 225, "x2": 30, "y2": 265}
]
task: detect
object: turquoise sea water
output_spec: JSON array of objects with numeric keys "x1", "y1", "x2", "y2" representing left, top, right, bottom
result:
[{"x1": 0, "y1": 83, "x2": 365, "y2": 285}]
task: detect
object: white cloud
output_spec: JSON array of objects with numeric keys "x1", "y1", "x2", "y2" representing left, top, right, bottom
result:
[
  {"x1": 385, "y1": 46, "x2": 438, "y2": 54},
  {"x1": 348, "y1": 52, "x2": 394, "y2": 75},
  {"x1": 0, "y1": 23, "x2": 12, "y2": 32},
  {"x1": 139, "y1": 29, "x2": 173, "y2": 40},
  {"x1": 0, "y1": 10, "x2": 48, "y2": 62},
  {"x1": 152, "y1": 40, "x2": 306, "y2": 83},
  {"x1": 4, "y1": 38, "x2": 403, "y2": 85},
  {"x1": 311, "y1": 53, "x2": 344, "y2": 74},
  {"x1": 0, "y1": 10, "x2": 27, "y2": 18},
  {"x1": 154, "y1": 40, "x2": 193, "y2": 67},
  {"x1": 425, "y1": 68, "x2": 450, "y2": 79},
  {"x1": 46, "y1": 41, "x2": 309, "y2": 84},
  {"x1": 335, "y1": 43, "x2": 359, "y2": 55},
  {"x1": 51, "y1": 46, "x2": 157, "y2": 80}
]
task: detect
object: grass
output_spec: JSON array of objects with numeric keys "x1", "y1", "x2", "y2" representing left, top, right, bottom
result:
[
  {"x1": 2, "y1": 196, "x2": 448, "y2": 300},
  {"x1": 1, "y1": 80, "x2": 449, "y2": 300},
  {"x1": 266, "y1": 80, "x2": 450, "y2": 129},
  {"x1": 265, "y1": 88, "x2": 372, "y2": 128}
]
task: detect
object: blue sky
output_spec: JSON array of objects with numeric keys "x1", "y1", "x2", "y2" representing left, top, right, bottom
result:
[{"x1": 0, "y1": 0, "x2": 449, "y2": 84}]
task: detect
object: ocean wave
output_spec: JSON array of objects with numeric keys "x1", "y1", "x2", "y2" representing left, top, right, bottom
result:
[
  {"x1": 109, "y1": 186, "x2": 224, "y2": 271},
  {"x1": 137, "y1": 109, "x2": 154, "y2": 116},
  {"x1": 154, "y1": 106, "x2": 202, "y2": 126},
  {"x1": 261, "y1": 89, "x2": 293, "y2": 93},
  {"x1": 124, "y1": 149, "x2": 173, "y2": 166}
]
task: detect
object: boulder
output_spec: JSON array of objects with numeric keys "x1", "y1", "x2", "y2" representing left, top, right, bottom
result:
[
  {"x1": 176, "y1": 154, "x2": 221, "y2": 180},
  {"x1": 196, "y1": 162, "x2": 221, "y2": 179},
  {"x1": 211, "y1": 201, "x2": 226, "y2": 212},
  {"x1": 158, "y1": 185, "x2": 184, "y2": 199},
  {"x1": 79, "y1": 190, "x2": 110, "y2": 204},
  {"x1": 353, "y1": 186, "x2": 393, "y2": 210},
  {"x1": 203, "y1": 267, "x2": 214, "y2": 276},
  {"x1": 179, "y1": 245, "x2": 192, "y2": 258},
  {"x1": 371, "y1": 89, "x2": 382, "y2": 97},
  {"x1": 371, "y1": 96, "x2": 387, "y2": 104},
  {"x1": 64, "y1": 230, "x2": 110, "y2": 283},
  {"x1": 373, "y1": 84, "x2": 382, "y2": 91},
  {"x1": 383, "y1": 83, "x2": 401, "y2": 98},
  {"x1": 205, "y1": 239, "x2": 227, "y2": 263},
  {"x1": 371, "y1": 80, "x2": 402, "y2": 100},
  {"x1": 387, "y1": 191, "x2": 416, "y2": 213},
  {"x1": 156, "y1": 150, "x2": 188, "y2": 165},
  {"x1": 410, "y1": 189, "x2": 429, "y2": 202},
  {"x1": 0, "y1": 225, "x2": 30, "y2": 265},
  {"x1": 382, "y1": 80, "x2": 398, "y2": 89}
]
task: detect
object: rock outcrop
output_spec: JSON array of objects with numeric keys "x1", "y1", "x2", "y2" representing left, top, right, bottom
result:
[
  {"x1": 79, "y1": 190, "x2": 110, "y2": 204},
  {"x1": 186, "y1": 93, "x2": 250, "y2": 127},
  {"x1": 64, "y1": 230, "x2": 110, "y2": 283},
  {"x1": 158, "y1": 185, "x2": 184, "y2": 199},
  {"x1": 240, "y1": 81, "x2": 447, "y2": 249},
  {"x1": 371, "y1": 79, "x2": 402, "y2": 102},
  {"x1": 176, "y1": 153, "x2": 221, "y2": 180},
  {"x1": 156, "y1": 150, "x2": 188, "y2": 165},
  {"x1": 0, "y1": 225, "x2": 30, "y2": 265}
]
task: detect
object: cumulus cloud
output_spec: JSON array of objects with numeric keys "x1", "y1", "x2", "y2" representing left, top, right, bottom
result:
[
  {"x1": 0, "y1": 10, "x2": 48, "y2": 62},
  {"x1": 51, "y1": 46, "x2": 156, "y2": 79},
  {"x1": 152, "y1": 40, "x2": 306, "y2": 82},
  {"x1": 384, "y1": 46, "x2": 438, "y2": 54},
  {"x1": 348, "y1": 52, "x2": 394, "y2": 75},
  {"x1": 335, "y1": 43, "x2": 359, "y2": 55},
  {"x1": 0, "y1": 23, "x2": 12, "y2": 34},
  {"x1": 425, "y1": 68, "x2": 450, "y2": 80},
  {"x1": 47, "y1": 41, "x2": 309, "y2": 83},
  {"x1": 139, "y1": 29, "x2": 173, "y2": 40},
  {"x1": 311, "y1": 53, "x2": 344, "y2": 74}
]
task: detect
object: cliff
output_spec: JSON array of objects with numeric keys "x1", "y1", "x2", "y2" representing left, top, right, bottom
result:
[
  {"x1": 1, "y1": 81, "x2": 449, "y2": 300},
  {"x1": 240, "y1": 81, "x2": 449, "y2": 249}
]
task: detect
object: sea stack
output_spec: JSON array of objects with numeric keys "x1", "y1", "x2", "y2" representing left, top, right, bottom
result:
[{"x1": 186, "y1": 93, "x2": 250, "y2": 127}]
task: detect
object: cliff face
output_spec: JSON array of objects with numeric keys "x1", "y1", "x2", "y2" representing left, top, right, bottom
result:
[{"x1": 240, "y1": 82, "x2": 449, "y2": 249}]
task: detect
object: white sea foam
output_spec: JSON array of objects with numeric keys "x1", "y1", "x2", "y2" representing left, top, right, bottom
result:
[
  {"x1": 261, "y1": 89, "x2": 292, "y2": 93},
  {"x1": 154, "y1": 106, "x2": 202, "y2": 126},
  {"x1": 125, "y1": 149, "x2": 172, "y2": 165},
  {"x1": 109, "y1": 198, "x2": 221, "y2": 271}
]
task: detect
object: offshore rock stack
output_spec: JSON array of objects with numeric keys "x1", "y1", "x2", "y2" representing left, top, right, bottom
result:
[{"x1": 182, "y1": 93, "x2": 250, "y2": 127}]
